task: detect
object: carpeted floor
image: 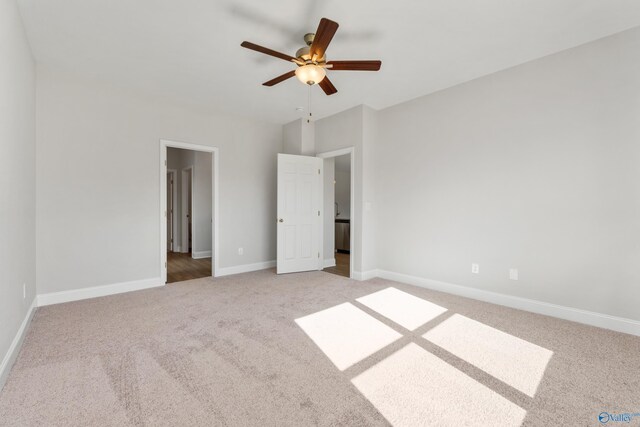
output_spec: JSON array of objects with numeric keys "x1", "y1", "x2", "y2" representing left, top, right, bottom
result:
[{"x1": 0, "y1": 270, "x2": 638, "y2": 426}]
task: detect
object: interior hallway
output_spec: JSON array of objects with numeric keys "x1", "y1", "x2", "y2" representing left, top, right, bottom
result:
[
  {"x1": 167, "y1": 252, "x2": 211, "y2": 283},
  {"x1": 324, "y1": 252, "x2": 350, "y2": 278}
]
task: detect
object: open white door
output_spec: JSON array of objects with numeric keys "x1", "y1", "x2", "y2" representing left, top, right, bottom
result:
[{"x1": 277, "y1": 153, "x2": 323, "y2": 274}]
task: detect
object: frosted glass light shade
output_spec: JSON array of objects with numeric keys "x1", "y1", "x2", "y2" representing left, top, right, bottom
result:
[{"x1": 295, "y1": 64, "x2": 326, "y2": 85}]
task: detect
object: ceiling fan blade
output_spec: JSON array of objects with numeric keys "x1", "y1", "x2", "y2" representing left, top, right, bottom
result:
[
  {"x1": 263, "y1": 70, "x2": 296, "y2": 87},
  {"x1": 326, "y1": 60, "x2": 381, "y2": 71},
  {"x1": 318, "y1": 77, "x2": 337, "y2": 96},
  {"x1": 241, "y1": 41, "x2": 297, "y2": 62},
  {"x1": 310, "y1": 18, "x2": 339, "y2": 60}
]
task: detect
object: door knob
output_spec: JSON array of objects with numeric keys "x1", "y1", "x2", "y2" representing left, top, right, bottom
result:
[{"x1": 278, "y1": 218, "x2": 284, "y2": 223}]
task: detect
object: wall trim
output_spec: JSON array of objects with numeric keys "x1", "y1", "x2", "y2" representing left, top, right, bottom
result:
[
  {"x1": 323, "y1": 258, "x2": 336, "y2": 268},
  {"x1": 217, "y1": 260, "x2": 276, "y2": 277},
  {"x1": 372, "y1": 269, "x2": 640, "y2": 337},
  {"x1": 352, "y1": 270, "x2": 378, "y2": 281},
  {"x1": 192, "y1": 251, "x2": 212, "y2": 259},
  {"x1": 37, "y1": 277, "x2": 164, "y2": 307},
  {"x1": 0, "y1": 298, "x2": 37, "y2": 391}
]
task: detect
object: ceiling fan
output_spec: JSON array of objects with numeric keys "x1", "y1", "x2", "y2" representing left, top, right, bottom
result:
[{"x1": 241, "y1": 18, "x2": 381, "y2": 96}]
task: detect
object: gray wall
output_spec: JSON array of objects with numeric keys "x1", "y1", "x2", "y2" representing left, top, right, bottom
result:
[
  {"x1": 283, "y1": 118, "x2": 314, "y2": 155},
  {"x1": 0, "y1": 0, "x2": 36, "y2": 385},
  {"x1": 192, "y1": 151, "x2": 212, "y2": 255},
  {"x1": 335, "y1": 170, "x2": 351, "y2": 220},
  {"x1": 36, "y1": 66, "x2": 282, "y2": 294},
  {"x1": 373, "y1": 27, "x2": 640, "y2": 320},
  {"x1": 283, "y1": 120, "x2": 302, "y2": 155}
]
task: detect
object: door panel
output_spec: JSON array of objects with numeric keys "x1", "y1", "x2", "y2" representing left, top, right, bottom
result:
[{"x1": 277, "y1": 154, "x2": 323, "y2": 274}]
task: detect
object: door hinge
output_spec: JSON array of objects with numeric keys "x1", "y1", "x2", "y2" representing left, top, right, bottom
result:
[
  {"x1": 165, "y1": 160, "x2": 167, "y2": 166},
  {"x1": 317, "y1": 210, "x2": 320, "y2": 216},
  {"x1": 318, "y1": 168, "x2": 320, "y2": 174},
  {"x1": 318, "y1": 252, "x2": 320, "y2": 258},
  {"x1": 165, "y1": 261, "x2": 167, "y2": 268}
]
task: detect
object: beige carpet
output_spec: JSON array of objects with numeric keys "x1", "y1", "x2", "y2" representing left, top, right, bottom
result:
[{"x1": 0, "y1": 270, "x2": 638, "y2": 426}]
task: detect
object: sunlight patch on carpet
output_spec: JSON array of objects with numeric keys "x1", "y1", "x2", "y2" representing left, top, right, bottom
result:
[
  {"x1": 295, "y1": 303, "x2": 402, "y2": 370},
  {"x1": 423, "y1": 314, "x2": 553, "y2": 397},
  {"x1": 356, "y1": 287, "x2": 448, "y2": 330},
  {"x1": 352, "y1": 343, "x2": 527, "y2": 427}
]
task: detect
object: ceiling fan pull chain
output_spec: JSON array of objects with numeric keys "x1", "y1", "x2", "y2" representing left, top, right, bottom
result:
[{"x1": 307, "y1": 84, "x2": 312, "y2": 124}]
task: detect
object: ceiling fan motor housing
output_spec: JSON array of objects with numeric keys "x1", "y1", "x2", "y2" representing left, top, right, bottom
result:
[
  {"x1": 296, "y1": 45, "x2": 326, "y2": 65},
  {"x1": 303, "y1": 33, "x2": 315, "y2": 46},
  {"x1": 295, "y1": 46, "x2": 311, "y2": 60}
]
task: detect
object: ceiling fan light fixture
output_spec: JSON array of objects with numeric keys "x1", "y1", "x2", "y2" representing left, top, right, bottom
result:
[
  {"x1": 295, "y1": 64, "x2": 326, "y2": 85},
  {"x1": 241, "y1": 17, "x2": 381, "y2": 95}
]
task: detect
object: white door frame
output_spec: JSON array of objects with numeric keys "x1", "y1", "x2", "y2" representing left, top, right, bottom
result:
[
  {"x1": 160, "y1": 139, "x2": 219, "y2": 282},
  {"x1": 167, "y1": 169, "x2": 178, "y2": 252},
  {"x1": 181, "y1": 166, "x2": 193, "y2": 255},
  {"x1": 316, "y1": 147, "x2": 355, "y2": 279}
]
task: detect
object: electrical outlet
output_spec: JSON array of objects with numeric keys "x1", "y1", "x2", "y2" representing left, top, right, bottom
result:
[
  {"x1": 471, "y1": 263, "x2": 480, "y2": 274},
  {"x1": 509, "y1": 268, "x2": 519, "y2": 280},
  {"x1": 238, "y1": 247, "x2": 243, "y2": 255},
  {"x1": 23, "y1": 283, "x2": 26, "y2": 299}
]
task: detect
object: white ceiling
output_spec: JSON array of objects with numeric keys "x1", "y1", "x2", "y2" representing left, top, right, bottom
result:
[{"x1": 18, "y1": 0, "x2": 640, "y2": 124}]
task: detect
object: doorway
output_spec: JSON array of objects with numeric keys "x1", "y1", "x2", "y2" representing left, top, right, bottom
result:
[
  {"x1": 160, "y1": 140, "x2": 219, "y2": 283},
  {"x1": 317, "y1": 148, "x2": 354, "y2": 278}
]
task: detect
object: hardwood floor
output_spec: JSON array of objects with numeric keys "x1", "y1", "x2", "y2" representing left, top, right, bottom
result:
[
  {"x1": 323, "y1": 252, "x2": 350, "y2": 278},
  {"x1": 167, "y1": 252, "x2": 211, "y2": 283}
]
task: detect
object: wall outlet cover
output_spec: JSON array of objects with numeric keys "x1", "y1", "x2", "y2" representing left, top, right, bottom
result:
[
  {"x1": 509, "y1": 268, "x2": 519, "y2": 280},
  {"x1": 471, "y1": 263, "x2": 480, "y2": 274}
]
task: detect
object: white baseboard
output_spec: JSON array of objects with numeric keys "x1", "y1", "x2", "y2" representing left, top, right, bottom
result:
[
  {"x1": 217, "y1": 260, "x2": 276, "y2": 277},
  {"x1": 0, "y1": 298, "x2": 37, "y2": 391},
  {"x1": 192, "y1": 251, "x2": 212, "y2": 259},
  {"x1": 352, "y1": 270, "x2": 378, "y2": 281},
  {"x1": 373, "y1": 269, "x2": 640, "y2": 337},
  {"x1": 37, "y1": 277, "x2": 164, "y2": 307},
  {"x1": 323, "y1": 258, "x2": 336, "y2": 268}
]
